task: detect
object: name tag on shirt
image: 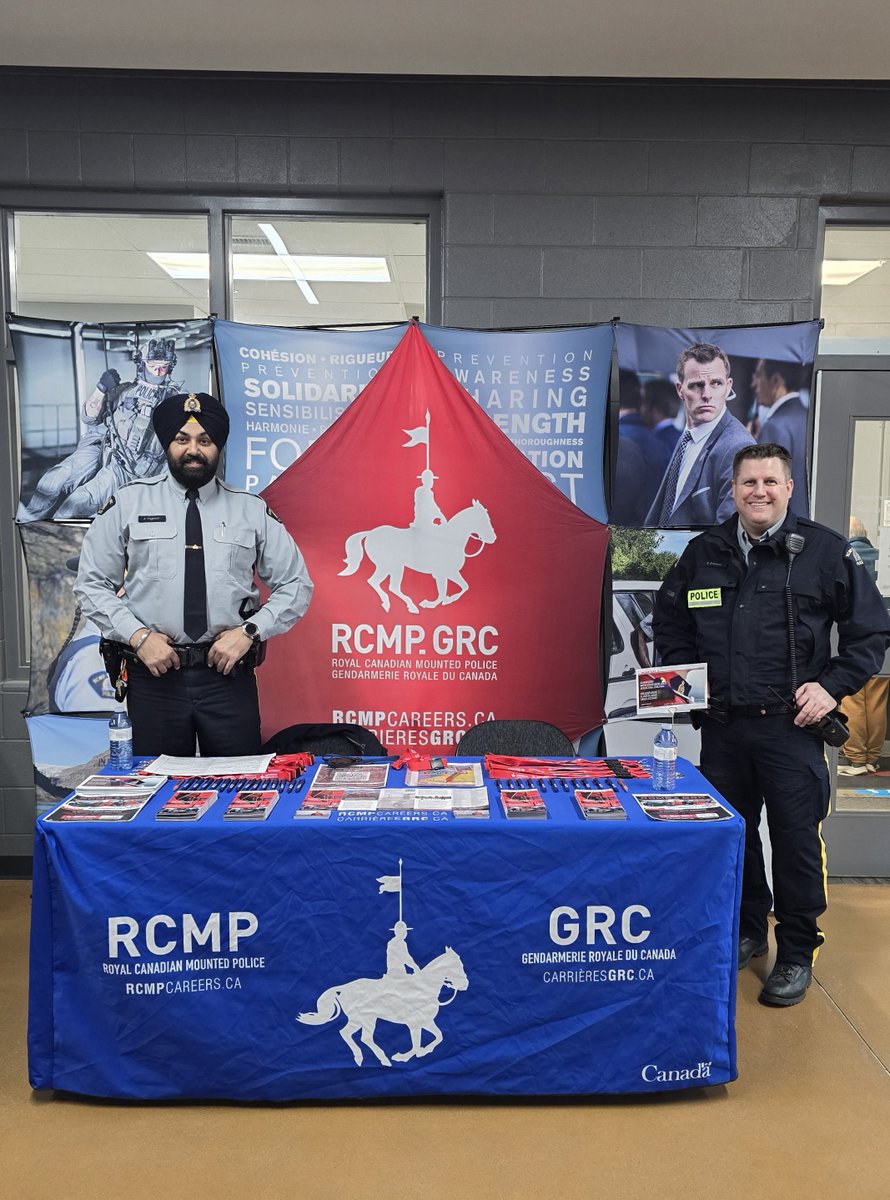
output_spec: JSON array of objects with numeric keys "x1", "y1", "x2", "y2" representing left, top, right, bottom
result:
[
  {"x1": 688, "y1": 588, "x2": 722, "y2": 608},
  {"x1": 138, "y1": 515, "x2": 167, "y2": 523}
]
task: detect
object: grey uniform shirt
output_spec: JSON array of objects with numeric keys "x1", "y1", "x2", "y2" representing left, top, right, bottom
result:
[{"x1": 74, "y1": 472, "x2": 313, "y2": 645}]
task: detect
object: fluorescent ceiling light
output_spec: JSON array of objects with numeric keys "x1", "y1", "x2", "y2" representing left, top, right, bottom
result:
[
  {"x1": 822, "y1": 259, "x2": 886, "y2": 286},
  {"x1": 292, "y1": 255, "x2": 391, "y2": 283},
  {"x1": 148, "y1": 248, "x2": 392, "y2": 290},
  {"x1": 147, "y1": 252, "x2": 209, "y2": 279}
]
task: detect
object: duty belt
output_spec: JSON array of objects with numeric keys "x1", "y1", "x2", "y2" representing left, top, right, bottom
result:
[
  {"x1": 162, "y1": 643, "x2": 263, "y2": 670},
  {"x1": 168, "y1": 643, "x2": 213, "y2": 668},
  {"x1": 710, "y1": 701, "x2": 791, "y2": 719},
  {"x1": 101, "y1": 637, "x2": 261, "y2": 673}
]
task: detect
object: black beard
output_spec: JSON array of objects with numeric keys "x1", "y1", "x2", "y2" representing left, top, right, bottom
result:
[{"x1": 168, "y1": 455, "x2": 217, "y2": 489}]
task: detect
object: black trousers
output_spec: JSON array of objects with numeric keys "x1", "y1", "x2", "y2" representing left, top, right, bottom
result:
[
  {"x1": 699, "y1": 712, "x2": 830, "y2": 967},
  {"x1": 126, "y1": 660, "x2": 262, "y2": 757}
]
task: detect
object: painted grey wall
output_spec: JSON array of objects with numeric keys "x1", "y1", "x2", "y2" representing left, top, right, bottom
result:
[{"x1": 2, "y1": 69, "x2": 889, "y2": 864}]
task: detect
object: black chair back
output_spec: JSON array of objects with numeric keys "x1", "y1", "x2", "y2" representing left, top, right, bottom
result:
[
  {"x1": 456, "y1": 719, "x2": 575, "y2": 757},
  {"x1": 261, "y1": 722, "x2": 387, "y2": 756}
]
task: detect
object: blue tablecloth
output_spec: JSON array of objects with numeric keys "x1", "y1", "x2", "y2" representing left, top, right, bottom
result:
[{"x1": 29, "y1": 758, "x2": 743, "y2": 1099}]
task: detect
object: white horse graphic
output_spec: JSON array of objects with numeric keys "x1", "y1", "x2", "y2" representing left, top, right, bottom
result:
[
  {"x1": 338, "y1": 500, "x2": 496, "y2": 613},
  {"x1": 297, "y1": 947, "x2": 469, "y2": 1067}
]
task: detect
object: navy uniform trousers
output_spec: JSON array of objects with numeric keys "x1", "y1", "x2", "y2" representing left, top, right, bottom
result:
[
  {"x1": 127, "y1": 659, "x2": 262, "y2": 758},
  {"x1": 700, "y1": 711, "x2": 829, "y2": 967}
]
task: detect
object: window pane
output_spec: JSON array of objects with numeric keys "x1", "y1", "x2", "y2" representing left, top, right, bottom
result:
[
  {"x1": 12, "y1": 213, "x2": 210, "y2": 320},
  {"x1": 821, "y1": 225, "x2": 890, "y2": 355},
  {"x1": 228, "y1": 217, "x2": 426, "y2": 326},
  {"x1": 837, "y1": 418, "x2": 890, "y2": 811}
]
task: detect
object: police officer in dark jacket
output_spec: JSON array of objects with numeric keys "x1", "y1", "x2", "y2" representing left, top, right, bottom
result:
[{"x1": 653, "y1": 443, "x2": 890, "y2": 1007}]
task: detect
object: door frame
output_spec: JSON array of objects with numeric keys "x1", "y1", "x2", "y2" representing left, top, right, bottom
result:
[{"x1": 813, "y1": 366, "x2": 890, "y2": 875}]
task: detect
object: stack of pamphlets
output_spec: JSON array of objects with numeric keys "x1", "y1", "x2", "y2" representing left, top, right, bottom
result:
[
  {"x1": 573, "y1": 788, "x2": 627, "y2": 820},
  {"x1": 406, "y1": 763, "x2": 483, "y2": 787},
  {"x1": 452, "y1": 789, "x2": 490, "y2": 819},
  {"x1": 635, "y1": 793, "x2": 732, "y2": 822},
  {"x1": 295, "y1": 787, "x2": 380, "y2": 817},
  {"x1": 222, "y1": 790, "x2": 279, "y2": 821},
  {"x1": 500, "y1": 788, "x2": 548, "y2": 819},
  {"x1": 155, "y1": 789, "x2": 218, "y2": 821},
  {"x1": 45, "y1": 774, "x2": 166, "y2": 823}
]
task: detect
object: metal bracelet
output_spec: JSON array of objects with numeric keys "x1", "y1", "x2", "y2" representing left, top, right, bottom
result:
[{"x1": 132, "y1": 628, "x2": 152, "y2": 652}]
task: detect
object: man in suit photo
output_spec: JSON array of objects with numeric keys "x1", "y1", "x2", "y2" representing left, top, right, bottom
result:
[
  {"x1": 753, "y1": 358, "x2": 810, "y2": 517},
  {"x1": 646, "y1": 342, "x2": 754, "y2": 528}
]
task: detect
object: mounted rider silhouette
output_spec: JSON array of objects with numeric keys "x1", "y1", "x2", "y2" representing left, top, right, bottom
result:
[
  {"x1": 410, "y1": 469, "x2": 446, "y2": 529},
  {"x1": 385, "y1": 920, "x2": 421, "y2": 977}
]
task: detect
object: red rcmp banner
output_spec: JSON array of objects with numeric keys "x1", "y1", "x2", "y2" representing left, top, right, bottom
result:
[{"x1": 260, "y1": 322, "x2": 608, "y2": 752}]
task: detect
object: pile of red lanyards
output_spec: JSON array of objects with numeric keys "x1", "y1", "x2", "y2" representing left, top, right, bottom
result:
[{"x1": 484, "y1": 755, "x2": 649, "y2": 779}]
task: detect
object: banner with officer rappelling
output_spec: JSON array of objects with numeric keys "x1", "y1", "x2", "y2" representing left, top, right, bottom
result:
[
  {"x1": 214, "y1": 319, "x2": 612, "y2": 520},
  {"x1": 11, "y1": 315, "x2": 213, "y2": 523},
  {"x1": 260, "y1": 321, "x2": 608, "y2": 752}
]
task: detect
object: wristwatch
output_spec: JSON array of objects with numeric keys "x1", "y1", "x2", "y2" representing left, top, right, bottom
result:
[{"x1": 241, "y1": 621, "x2": 261, "y2": 642}]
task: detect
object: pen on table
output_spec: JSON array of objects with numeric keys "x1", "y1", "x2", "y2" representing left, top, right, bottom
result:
[
  {"x1": 294, "y1": 778, "x2": 305, "y2": 793},
  {"x1": 560, "y1": 778, "x2": 569, "y2": 791},
  {"x1": 612, "y1": 776, "x2": 628, "y2": 793}
]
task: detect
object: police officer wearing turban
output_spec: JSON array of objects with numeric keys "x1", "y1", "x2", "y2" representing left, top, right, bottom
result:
[{"x1": 75, "y1": 392, "x2": 313, "y2": 756}]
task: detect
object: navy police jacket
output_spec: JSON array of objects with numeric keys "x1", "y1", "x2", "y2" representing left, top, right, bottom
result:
[{"x1": 653, "y1": 512, "x2": 890, "y2": 707}]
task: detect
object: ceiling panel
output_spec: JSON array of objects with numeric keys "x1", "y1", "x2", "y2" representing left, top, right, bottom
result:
[{"x1": 3, "y1": 1, "x2": 890, "y2": 79}]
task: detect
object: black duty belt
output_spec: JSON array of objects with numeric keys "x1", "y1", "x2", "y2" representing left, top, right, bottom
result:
[
  {"x1": 102, "y1": 638, "x2": 260, "y2": 672},
  {"x1": 714, "y1": 702, "x2": 791, "y2": 718},
  {"x1": 168, "y1": 643, "x2": 213, "y2": 668}
]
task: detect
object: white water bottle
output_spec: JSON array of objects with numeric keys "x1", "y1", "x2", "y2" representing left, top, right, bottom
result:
[
  {"x1": 108, "y1": 704, "x2": 134, "y2": 772},
  {"x1": 652, "y1": 723, "x2": 678, "y2": 791}
]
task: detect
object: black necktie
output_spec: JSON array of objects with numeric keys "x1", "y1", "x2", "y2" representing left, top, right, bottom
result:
[
  {"x1": 658, "y1": 430, "x2": 693, "y2": 526},
  {"x1": 184, "y1": 488, "x2": 207, "y2": 641}
]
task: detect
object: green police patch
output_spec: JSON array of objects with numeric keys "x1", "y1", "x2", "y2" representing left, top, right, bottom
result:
[
  {"x1": 688, "y1": 587, "x2": 722, "y2": 608},
  {"x1": 97, "y1": 495, "x2": 117, "y2": 515},
  {"x1": 265, "y1": 505, "x2": 282, "y2": 523}
]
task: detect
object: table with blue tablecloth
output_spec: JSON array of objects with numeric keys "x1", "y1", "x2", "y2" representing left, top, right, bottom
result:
[{"x1": 28, "y1": 757, "x2": 743, "y2": 1099}]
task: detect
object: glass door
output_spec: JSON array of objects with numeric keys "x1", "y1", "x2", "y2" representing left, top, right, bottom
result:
[{"x1": 813, "y1": 372, "x2": 890, "y2": 874}]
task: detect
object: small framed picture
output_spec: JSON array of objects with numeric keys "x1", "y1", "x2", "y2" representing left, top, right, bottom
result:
[{"x1": 635, "y1": 663, "x2": 708, "y2": 716}]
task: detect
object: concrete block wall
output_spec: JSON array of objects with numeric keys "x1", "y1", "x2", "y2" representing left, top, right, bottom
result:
[{"x1": 1, "y1": 69, "x2": 889, "y2": 865}]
